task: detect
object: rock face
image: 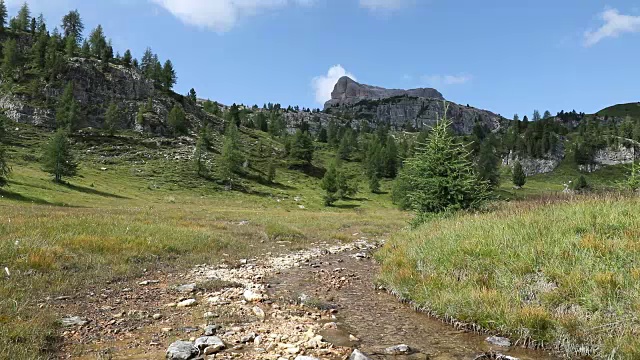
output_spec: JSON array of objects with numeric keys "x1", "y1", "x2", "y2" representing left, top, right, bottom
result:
[
  {"x1": 1, "y1": 57, "x2": 218, "y2": 136},
  {"x1": 325, "y1": 76, "x2": 444, "y2": 108},
  {"x1": 323, "y1": 77, "x2": 505, "y2": 135}
]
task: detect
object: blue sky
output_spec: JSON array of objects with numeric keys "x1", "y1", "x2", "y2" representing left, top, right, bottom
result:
[{"x1": 7, "y1": 0, "x2": 640, "y2": 118}]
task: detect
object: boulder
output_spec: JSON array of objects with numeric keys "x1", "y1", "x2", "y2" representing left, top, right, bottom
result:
[
  {"x1": 166, "y1": 340, "x2": 198, "y2": 360},
  {"x1": 349, "y1": 349, "x2": 372, "y2": 360}
]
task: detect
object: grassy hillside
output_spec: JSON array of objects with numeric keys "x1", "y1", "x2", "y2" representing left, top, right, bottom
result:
[
  {"x1": 378, "y1": 195, "x2": 640, "y2": 358},
  {"x1": 596, "y1": 102, "x2": 640, "y2": 119},
  {"x1": 0, "y1": 121, "x2": 408, "y2": 358}
]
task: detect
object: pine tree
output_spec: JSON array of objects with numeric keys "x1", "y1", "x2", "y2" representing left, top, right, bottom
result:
[
  {"x1": 220, "y1": 123, "x2": 243, "y2": 184},
  {"x1": 290, "y1": 130, "x2": 314, "y2": 164},
  {"x1": 321, "y1": 161, "x2": 339, "y2": 206},
  {"x1": 0, "y1": 0, "x2": 6, "y2": 32},
  {"x1": 532, "y1": 110, "x2": 541, "y2": 122},
  {"x1": 0, "y1": 117, "x2": 9, "y2": 187},
  {"x1": 1, "y1": 38, "x2": 19, "y2": 80},
  {"x1": 161, "y1": 60, "x2": 176, "y2": 90},
  {"x1": 369, "y1": 172, "x2": 380, "y2": 194},
  {"x1": 80, "y1": 40, "x2": 90, "y2": 58},
  {"x1": 65, "y1": 34, "x2": 77, "y2": 57},
  {"x1": 267, "y1": 158, "x2": 276, "y2": 183},
  {"x1": 140, "y1": 47, "x2": 154, "y2": 75},
  {"x1": 122, "y1": 49, "x2": 132, "y2": 67},
  {"x1": 61, "y1": 10, "x2": 83, "y2": 45},
  {"x1": 15, "y1": 2, "x2": 30, "y2": 31},
  {"x1": 512, "y1": 161, "x2": 526, "y2": 188},
  {"x1": 327, "y1": 119, "x2": 339, "y2": 147},
  {"x1": 395, "y1": 105, "x2": 490, "y2": 214},
  {"x1": 88, "y1": 25, "x2": 106, "y2": 58},
  {"x1": 268, "y1": 111, "x2": 284, "y2": 137},
  {"x1": 56, "y1": 82, "x2": 80, "y2": 130},
  {"x1": 104, "y1": 102, "x2": 119, "y2": 136},
  {"x1": 226, "y1": 103, "x2": 241, "y2": 128},
  {"x1": 337, "y1": 132, "x2": 352, "y2": 160},
  {"x1": 543, "y1": 110, "x2": 552, "y2": 119},
  {"x1": 167, "y1": 105, "x2": 186, "y2": 136},
  {"x1": 477, "y1": 137, "x2": 501, "y2": 188},
  {"x1": 255, "y1": 112, "x2": 268, "y2": 132},
  {"x1": 383, "y1": 135, "x2": 398, "y2": 178},
  {"x1": 317, "y1": 126, "x2": 328, "y2": 143},
  {"x1": 41, "y1": 129, "x2": 77, "y2": 183},
  {"x1": 193, "y1": 136, "x2": 206, "y2": 177},
  {"x1": 188, "y1": 88, "x2": 197, "y2": 102}
]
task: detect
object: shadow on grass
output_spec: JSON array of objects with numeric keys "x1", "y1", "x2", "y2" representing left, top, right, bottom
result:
[
  {"x1": 331, "y1": 203, "x2": 361, "y2": 209},
  {"x1": 0, "y1": 188, "x2": 68, "y2": 206},
  {"x1": 288, "y1": 163, "x2": 326, "y2": 179},
  {"x1": 241, "y1": 172, "x2": 296, "y2": 190},
  {"x1": 64, "y1": 183, "x2": 128, "y2": 199}
]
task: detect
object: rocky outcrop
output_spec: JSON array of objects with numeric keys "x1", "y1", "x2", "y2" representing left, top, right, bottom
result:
[
  {"x1": 1, "y1": 58, "x2": 218, "y2": 136},
  {"x1": 324, "y1": 77, "x2": 506, "y2": 135},
  {"x1": 579, "y1": 145, "x2": 637, "y2": 172},
  {"x1": 503, "y1": 141, "x2": 566, "y2": 176},
  {"x1": 325, "y1": 76, "x2": 443, "y2": 108}
]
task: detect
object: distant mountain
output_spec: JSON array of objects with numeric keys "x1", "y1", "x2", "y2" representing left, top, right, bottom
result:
[
  {"x1": 323, "y1": 76, "x2": 506, "y2": 135},
  {"x1": 324, "y1": 76, "x2": 444, "y2": 108}
]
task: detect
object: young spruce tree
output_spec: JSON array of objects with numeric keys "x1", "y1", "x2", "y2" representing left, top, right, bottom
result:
[
  {"x1": 42, "y1": 129, "x2": 77, "y2": 183},
  {"x1": 395, "y1": 104, "x2": 490, "y2": 214}
]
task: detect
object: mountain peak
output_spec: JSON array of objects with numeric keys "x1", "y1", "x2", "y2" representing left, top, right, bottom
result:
[{"x1": 325, "y1": 77, "x2": 444, "y2": 109}]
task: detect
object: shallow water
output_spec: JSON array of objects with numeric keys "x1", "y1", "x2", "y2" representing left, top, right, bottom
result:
[{"x1": 268, "y1": 249, "x2": 560, "y2": 360}]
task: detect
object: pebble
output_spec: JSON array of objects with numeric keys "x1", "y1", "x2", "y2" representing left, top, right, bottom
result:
[
  {"x1": 60, "y1": 316, "x2": 88, "y2": 327},
  {"x1": 176, "y1": 283, "x2": 197, "y2": 293},
  {"x1": 385, "y1": 344, "x2": 411, "y2": 355},
  {"x1": 195, "y1": 336, "x2": 225, "y2": 351},
  {"x1": 176, "y1": 299, "x2": 197, "y2": 308},
  {"x1": 204, "y1": 325, "x2": 220, "y2": 336},
  {"x1": 486, "y1": 336, "x2": 511, "y2": 347},
  {"x1": 349, "y1": 349, "x2": 372, "y2": 360},
  {"x1": 138, "y1": 280, "x2": 159, "y2": 286},
  {"x1": 152, "y1": 313, "x2": 162, "y2": 320},
  {"x1": 244, "y1": 289, "x2": 263, "y2": 302},
  {"x1": 253, "y1": 306, "x2": 266, "y2": 319}
]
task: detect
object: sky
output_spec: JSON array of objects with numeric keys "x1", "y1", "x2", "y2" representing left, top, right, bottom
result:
[{"x1": 6, "y1": 0, "x2": 640, "y2": 118}]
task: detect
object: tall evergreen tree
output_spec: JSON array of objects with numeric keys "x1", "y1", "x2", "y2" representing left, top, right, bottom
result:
[
  {"x1": 476, "y1": 137, "x2": 501, "y2": 188},
  {"x1": 255, "y1": 112, "x2": 268, "y2": 132},
  {"x1": 317, "y1": 126, "x2": 328, "y2": 143},
  {"x1": 64, "y1": 34, "x2": 77, "y2": 57},
  {"x1": 15, "y1": 2, "x2": 30, "y2": 31},
  {"x1": 1, "y1": 38, "x2": 19, "y2": 80},
  {"x1": 41, "y1": 129, "x2": 77, "y2": 183},
  {"x1": 56, "y1": 82, "x2": 80, "y2": 130},
  {"x1": 395, "y1": 108, "x2": 490, "y2": 214},
  {"x1": 290, "y1": 130, "x2": 314, "y2": 164},
  {"x1": 0, "y1": 0, "x2": 7, "y2": 32},
  {"x1": 45, "y1": 34, "x2": 63, "y2": 80},
  {"x1": 162, "y1": 60, "x2": 176, "y2": 89},
  {"x1": 193, "y1": 136, "x2": 206, "y2": 177},
  {"x1": 88, "y1": 24, "x2": 106, "y2": 58},
  {"x1": 532, "y1": 110, "x2": 541, "y2": 122},
  {"x1": 267, "y1": 158, "x2": 277, "y2": 183},
  {"x1": 188, "y1": 88, "x2": 197, "y2": 102},
  {"x1": 61, "y1": 10, "x2": 83, "y2": 45},
  {"x1": 220, "y1": 122, "x2": 243, "y2": 184},
  {"x1": 512, "y1": 161, "x2": 526, "y2": 188},
  {"x1": 383, "y1": 135, "x2": 398, "y2": 178},
  {"x1": 122, "y1": 49, "x2": 132, "y2": 67},
  {"x1": 167, "y1": 105, "x2": 186, "y2": 136}
]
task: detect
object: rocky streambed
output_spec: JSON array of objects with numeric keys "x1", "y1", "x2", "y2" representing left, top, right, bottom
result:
[{"x1": 54, "y1": 238, "x2": 560, "y2": 359}]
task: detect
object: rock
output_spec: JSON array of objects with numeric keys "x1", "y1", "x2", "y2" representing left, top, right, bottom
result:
[
  {"x1": 161, "y1": 327, "x2": 173, "y2": 332},
  {"x1": 254, "y1": 335, "x2": 262, "y2": 346},
  {"x1": 253, "y1": 306, "x2": 265, "y2": 319},
  {"x1": 203, "y1": 344, "x2": 224, "y2": 355},
  {"x1": 326, "y1": 76, "x2": 443, "y2": 108},
  {"x1": 349, "y1": 349, "x2": 372, "y2": 360},
  {"x1": 286, "y1": 346, "x2": 300, "y2": 354},
  {"x1": 194, "y1": 336, "x2": 225, "y2": 351},
  {"x1": 240, "y1": 332, "x2": 256, "y2": 343},
  {"x1": 322, "y1": 322, "x2": 337, "y2": 330},
  {"x1": 166, "y1": 340, "x2": 198, "y2": 360},
  {"x1": 243, "y1": 289, "x2": 263, "y2": 302},
  {"x1": 138, "y1": 280, "x2": 159, "y2": 286},
  {"x1": 203, "y1": 312, "x2": 217, "y2": 319},
  {"x1": 152, "y1": 313, "x2": 163, "y2": 320},
  {"x1": 176, "y1": 299, "x2": 197, "y2": 308},
  {"x1": 349, "y1": 334, "x2": 360, "y2": 342},
  {"x1": 385, "y1": 344, "x2": 411, "y2": 355},
  {"x1": 323, "y1": 76, "x2": 504, "y2": 136},
  {"x1": 60, "y1": 316, "x2": 88, "y2": 327},
  {"x1": 486, "y1": 336, "x2": 511, "y2": 347},
  {"x1": 204, "y1": 325, "x2": 221, "y2": 336},
  {"x1": 176, "y1": 283, "x2": 197, "y2": 293},
  {"x1": 295, "y1": 356, "x2": 320, "y2": 360}
]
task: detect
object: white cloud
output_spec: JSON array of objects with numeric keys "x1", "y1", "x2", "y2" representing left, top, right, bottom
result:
[
  {"x1": 421, "y1": 74, "x2": 472, "y2": 87},
  {"x1": 149, "y1": 0, "x2": 314, "y2": 32},
  {"x1": 359, "y1": 0, "x2": 407, "y2": 10},
  {"x1": 584, "y1": 8, "x2": 640, "y2": 47},
  {"x1": 311, "y1": 65, "x2": 357, "y2": 104}
]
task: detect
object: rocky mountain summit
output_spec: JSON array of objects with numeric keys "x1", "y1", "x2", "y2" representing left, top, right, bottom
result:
[
  {"x1": 324, "y1": 76, "x2": 444, "y2": 108},
  {"x1": 324, "y1": 76, "x2": 506, "y2": 135}
]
